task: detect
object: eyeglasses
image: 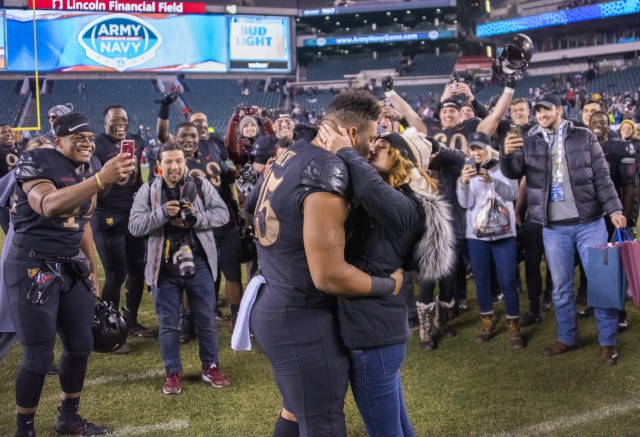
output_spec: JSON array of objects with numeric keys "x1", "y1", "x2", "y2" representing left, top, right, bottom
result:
[{"x1": 48, "y1": 115, "x2": 58, "y2": 120}]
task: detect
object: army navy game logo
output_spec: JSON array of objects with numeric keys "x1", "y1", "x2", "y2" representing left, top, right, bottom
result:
[{"x1": 77, "y1": 14, "x2": 162, "y2": 72}]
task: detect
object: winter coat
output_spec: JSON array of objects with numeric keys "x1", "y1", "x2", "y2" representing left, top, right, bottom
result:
[
  {"x1": 128, "y1": 175, "x2": 229, "y2": 287},
  {"x1": 456, "y1": 162, "x2": 518, "y2": 241},
  {"x1": 335, "y1": 147, "x2": 454, "y2": 349},
  {"x1": 500, "y1": 120, "x2": 622, "y2": 226}
]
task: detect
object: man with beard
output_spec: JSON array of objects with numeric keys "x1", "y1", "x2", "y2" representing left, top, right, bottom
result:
[
  {"x1": 91, "y1": 105, "x2": 153, "y2": 350},
  {"x1": 44, "y1": 104, "x2": 73, "y2": 142},
  {"x1": 589, "y1": 110, "x2": 636, "y2": 331},
  {"x1": 173, "y1": 122, "x2": 244, "y2": 334},
  {"x1": 6, "y1": 112, "x2": 134, "y2": 436},
  {"x1": 501, "y1": 93, "x2": 626, "y2": 365}
]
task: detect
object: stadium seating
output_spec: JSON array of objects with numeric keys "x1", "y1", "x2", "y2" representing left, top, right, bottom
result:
[
  {"x1": 586, "y1": 66, "x2": 640, "y2": 96},
  {"x1": 0, "y1": 80, "x2": 26, "y2": 126},
  {"x1": 182, "y1": 79, "x2": 283, "y2": 133},
  {"x1": 292, "y1": 90, "x2": 336, "y2": 116},
  {"x1": 404, "y1": 52, "x2": 458, "y2": 77},
  {"x1": 24, "y1": 79, "x2": 183, "y2": 137},
  {"x1": 306, "y1": 53, "x2": 403, "y2": 81}
]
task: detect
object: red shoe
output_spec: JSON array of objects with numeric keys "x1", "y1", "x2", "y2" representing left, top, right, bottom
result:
[
  {"x1": 163, "y1": 372, "x2": 182, "y2": 394},
  {"x1": 202, "y1": 363, "x2": 230, "y2": 388}
]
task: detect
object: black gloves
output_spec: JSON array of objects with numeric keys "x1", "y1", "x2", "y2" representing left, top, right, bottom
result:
[
  {"x1": 506, "y1": 75, "x2": 518, "y2": 89},
  {"x1": 381, "y1": 75, "x2": 394, "y2": 92},
  {"x1": 158, "y1": 92, "x2": 179, "y2": 106}
]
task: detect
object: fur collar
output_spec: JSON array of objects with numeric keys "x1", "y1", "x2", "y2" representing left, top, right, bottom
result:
[{"x1": 410, "y1": 189, "x2": 455, "y2": 281}]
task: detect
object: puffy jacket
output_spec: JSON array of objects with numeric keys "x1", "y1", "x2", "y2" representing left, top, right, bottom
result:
[{"x1": 500, "y1": 120, "x2": 622, "y2": 226}]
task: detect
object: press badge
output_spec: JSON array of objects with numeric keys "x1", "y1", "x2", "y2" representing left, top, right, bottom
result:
[{"x1": 549, "y1": 182, "x2": 565, "y2": 202}]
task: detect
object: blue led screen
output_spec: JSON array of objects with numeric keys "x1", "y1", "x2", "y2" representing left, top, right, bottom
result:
[{"x1": 477, "y1": 0, "x2": 640, "y2": 37}]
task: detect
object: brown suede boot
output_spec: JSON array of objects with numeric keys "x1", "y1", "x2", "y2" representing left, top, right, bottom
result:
[
  {"x1": 476, "y1": 313, "x2": 497, "y2": 343},
  {"x1": 506, "y1": 317, "x2": 525, "y2": 350}
]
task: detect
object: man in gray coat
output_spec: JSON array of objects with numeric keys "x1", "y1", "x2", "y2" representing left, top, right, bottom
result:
[
  {"x1": 500, "y1": 93, "x2": 627, "y2": 366},
  {"x1": 129, "y1": 143, "x2": 230, "y2": 394}
]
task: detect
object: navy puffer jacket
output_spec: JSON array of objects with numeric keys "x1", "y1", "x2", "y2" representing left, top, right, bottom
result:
[{"x1": 500, "y1": 120, "x2": 622, "y2": 226}]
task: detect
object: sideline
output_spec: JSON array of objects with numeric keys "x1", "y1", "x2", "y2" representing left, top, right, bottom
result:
[
  {"x1": 108, "y1": 419, "x2": 189, "y2": 436},
  {"x1": 493, "y1": 397, "x2": 640, "y2": 436}
]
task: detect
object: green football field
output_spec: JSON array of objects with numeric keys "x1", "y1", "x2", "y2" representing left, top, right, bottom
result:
[{"x1": 1, "y1": 180, "x2": 639, "y2": 435}]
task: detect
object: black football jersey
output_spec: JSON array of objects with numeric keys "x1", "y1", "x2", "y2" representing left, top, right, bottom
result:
[
  {"x1": 186, "y1": 141, "x2": 228, "y2": 193},
  {"x1": 0, "y1": 145, "x2": 20, "y2": 178},
  {"x1": 602, "y1": 139, "x2": 636, "y2": 194},
  {"x1": 424, "y1": 118, "x2": 480, "y2": 154},
  {"x1": 253, "y1": 140, "x2": 351, "y2": 308},
  {"x1": 93, "y1": 133, "x2": 144, "y2": 213},
  {"x1": 12, "y1": 148, "x2": 101, "y2": 257}
]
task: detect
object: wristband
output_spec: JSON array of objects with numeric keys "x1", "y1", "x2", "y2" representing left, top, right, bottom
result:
[
  {"x1": 370, "y1": 276, "x2": 396, "y2": 297},
  {"x1": 95, "y1": 173, "x2": 105, "y2": 191},
  {"x1": 505, "y1": 87, "x2": 515, "y2": 94},
  {"x1": 384, "y1": 90, "x2": 397, "y2": 98},
  {"x1": 158, "y1": 105, "x2": 170, "y2": 120}
]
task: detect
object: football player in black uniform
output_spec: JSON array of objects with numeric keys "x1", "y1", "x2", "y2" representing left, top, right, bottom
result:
[
  {"x1": 5, "y1": 112, "x2": 134, "y2": 437},
  {"x1": 91, "y1": 105, "x2": 153, "y2": 348},
  {"x1": 249, "y1": 91, "x2": 403, "y2": 436},
  {"x1": 1, "y1": 123, "x2": 20, "y2": 178}
]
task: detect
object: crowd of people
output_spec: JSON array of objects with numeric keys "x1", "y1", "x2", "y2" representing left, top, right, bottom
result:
[{"x1": 0, "y1": 69, "x2": 638, "y2": 437}]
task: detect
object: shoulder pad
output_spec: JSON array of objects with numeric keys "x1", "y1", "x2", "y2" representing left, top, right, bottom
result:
[
  {"x1": 301, "y1": 153, "x2": 351, "y2": 199},
  {"x1": 15, "y1": 149, "x2": 53, "y2": 183}
]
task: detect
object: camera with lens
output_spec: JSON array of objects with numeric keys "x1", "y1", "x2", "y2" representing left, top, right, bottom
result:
[
  {"x1": 173, "y1": 243, "x2": 195, "y2": 279},
  {"x1": 179, "y1": 198, "x2": 197, "y2": 227},
  {"x1": 235, "y1": 163, "x2": 259, "y2": 195}
]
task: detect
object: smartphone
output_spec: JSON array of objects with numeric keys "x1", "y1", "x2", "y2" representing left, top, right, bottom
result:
[
  {"x1": 509, "y1": 123, "x2": 523, "y2": 138},
  {"x1": 464, "y1": 157, "x2": 475, "y2": 168},
  {"x1": 120, "y1": 139, "x2": 135, "y2": 157}
]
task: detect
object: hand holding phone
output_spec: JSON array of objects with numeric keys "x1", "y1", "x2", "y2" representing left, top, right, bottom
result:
[
  {"x1": 509, "y1": 123, "x2": 523, "y2": 138},
  {"x1": 464, "y1": 156, "x2": 476, "y2": 168},
  {"x1": 120, "y1": 139, "x2": 135, "y2": 157}
]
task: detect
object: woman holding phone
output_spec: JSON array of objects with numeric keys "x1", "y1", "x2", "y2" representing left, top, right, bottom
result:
[{"x1": 457, "y1": 131, "x2": 523, "y2": 349}]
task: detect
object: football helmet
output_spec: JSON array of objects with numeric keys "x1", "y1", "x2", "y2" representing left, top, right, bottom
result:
[
  {"x1": 496, "y1": 33, "x2": 534, "y2": 81},
  {"x1": 92, "y1": 300, "x2": 128, "y2": 353}
]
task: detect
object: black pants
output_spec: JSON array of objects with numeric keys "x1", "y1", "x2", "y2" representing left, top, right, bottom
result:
[
  {"x1": 91, "y1": 211, "x2": 145, "y2": 314},
  {"x1": 250, "y1": 287, "x2": 349, "y2": 437},
  {"x1": 521, "y1": 220, "x2": 552, "y2": 315},
  {"x1": 4, "y1": 248, "x2": 94, "y2": 407}
]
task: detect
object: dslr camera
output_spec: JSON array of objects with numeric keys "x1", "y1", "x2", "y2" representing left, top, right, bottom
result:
[
  {"x1": 173, "y1": 243, "x2": 195, "y2": 279},
  {"x1": 235, "y1": 163, "x2": 259, "y2": 195},
  {"x1": 179, "y1": 198, "x2": 197, "y2": 227}
]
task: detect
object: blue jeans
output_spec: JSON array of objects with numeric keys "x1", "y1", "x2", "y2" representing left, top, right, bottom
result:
[
  {"x1": 349, "y1": 343, "x2": 415, "y2": 437},
  {"x1": 152, "y1": 256, "x2": 218, "y2": 374},
  {"x1": 467, "y1": 237, "x2": 519, "y2": 316},
  {"x1": 542, "y1": 218, "x2": 618, "y2": 346}
]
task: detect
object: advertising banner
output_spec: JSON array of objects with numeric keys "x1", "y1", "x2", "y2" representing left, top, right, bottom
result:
[
  {"x1": 227, "y1": 15, "x2": 290, "y2": 71},
  {"x1": 301, "y1": 29, "x2": 455, "y2": 47},
  {"x1": 6, "y1": 10, "x2": 227, "y2": 72},
  {"x1": 0, "y1": 12, "x2": 5, "y2": 70},
  {"x1": 3, "y1": 9, "x2": 291, "y2": 73},
  {"x1": 27, "y1": 0, "x2": 207, "y2": 15}
]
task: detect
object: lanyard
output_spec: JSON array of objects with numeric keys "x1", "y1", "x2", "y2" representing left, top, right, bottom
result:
[{"x1": 543, "y1": 124, "x2": 564, "y2": 184}]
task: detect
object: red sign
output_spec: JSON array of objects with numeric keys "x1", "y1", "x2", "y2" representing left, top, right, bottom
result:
[
  {"x1": 455, "y1": 55, "x2": 493, "y2": 71},
  {"x1": 28, "y1": 0, "x2": 207, "y2": 14}
]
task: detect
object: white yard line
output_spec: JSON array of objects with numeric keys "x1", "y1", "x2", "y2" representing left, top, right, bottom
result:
[
  {"x1": 85, "y1": 369, "x2": 164, "y2": 386},
  {"x1": 107, "y1": 419, "x2": 189, "y2": 436},
  {"x1": 493, "y1": 397, "x2": 640, "y2": 436}
]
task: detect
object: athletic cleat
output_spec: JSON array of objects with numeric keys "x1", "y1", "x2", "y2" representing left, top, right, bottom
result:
[
  {"x1": 202, "y1": 363, "x2": 230, "y2": 388},
  {"x1": 163, "y1": 372, "x2": 182, "y2": 394},
  {"x1": 54, "y1": 414, "x2": 108, "y2": 435}
]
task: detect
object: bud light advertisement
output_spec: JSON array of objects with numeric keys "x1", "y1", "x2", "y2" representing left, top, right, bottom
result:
[{"x1": 3, "y1": 9, "x2": 291, "y2": 72}]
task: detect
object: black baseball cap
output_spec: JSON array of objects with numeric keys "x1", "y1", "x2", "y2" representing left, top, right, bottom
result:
[
  {"x1": 467, "y1": 131, "x2": 491, "y2": 149},
  {"x1": 441, "y1": 99, "x2": 461, "y2": 111},
  {"x1": 534, "y1": 94, "x2": 562, "y2": 110}
]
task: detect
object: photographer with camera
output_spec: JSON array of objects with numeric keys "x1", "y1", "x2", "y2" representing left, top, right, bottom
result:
[{"x1": 129, "y1": 142, "x2": 231, "y2": 394}]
